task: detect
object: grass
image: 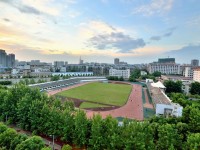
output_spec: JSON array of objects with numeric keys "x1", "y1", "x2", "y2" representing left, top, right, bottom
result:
[
  {"x1": 56, "y1": 82, "x2": 132, "y2": 106},
  {"x1": 80, "y1": 102, "x2": 109, "y2": 109}
]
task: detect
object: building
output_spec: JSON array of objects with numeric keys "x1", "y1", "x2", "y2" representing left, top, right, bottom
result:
[
  {"x1": 158, "y1": 58, "x2": 175, "y2": 63},
  {"x1": 109, "y1": 68, "x2": 130, "y2": 79},
  {"x1": 54, "y1": 61, "x2": 65, "y2": 68},
  {"x1": 52, "y1": 72, "x2": 93, "y2": 77},
  {"x1": 79, "y1": 57, "x2": 84, "y2": 64},
  {"x1": 193, "y1": 67, "x2": 200, "y2": 82},
  {"x1": 191, "y1": 59, "x2": 199, "y2": 67},
  {"x1": 147, "y1": 80, "x2": 183, "y2": 117},
  {"x1": 183, "y1": 66, "x2": 193, "y2": 78},
  {"x1": 0, "y1": 49, "x2": 15, "y2": 68},
  {"x1": 141, "y1": 71, "x2": 147, "y2": 76},
  {"x1": 114, "y1": 58, "x2": 119, "y2": 65},
  {"x1": 148, "y1": 63, "x2": 181, "y2": 74},
  {"x1": 148, "y1": 58, "x2": 181, "y2": 75}
]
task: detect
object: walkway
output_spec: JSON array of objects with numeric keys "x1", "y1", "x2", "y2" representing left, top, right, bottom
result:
[
  {"x1": 143, "y1": 88, "x2": 154, "y2": 109},
  {"x1": 86, "y1": 84, "x2": 144, "y2": 120}
]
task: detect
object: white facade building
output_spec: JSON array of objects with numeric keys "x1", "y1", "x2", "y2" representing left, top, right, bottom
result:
[
  {"x1": 193, "y1": 68, "x2": 200, "y2": 82},
  {"x1": 148, "y1": 63, "x2": 181, "y2": 74},
  {"x1": 52, "y1": 72, "x2": 93, "y2": 77},
  {"x1": 109, "y1": 68, "x2": 130, "y2": 79},
  {"x1": 183, "y1": 66, "x2": 193, "y2": 78}
]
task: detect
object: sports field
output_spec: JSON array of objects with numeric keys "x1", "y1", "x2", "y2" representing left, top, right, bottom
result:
[{"x1": 56, "y1": 82, "x2": 132, "y2": 106}]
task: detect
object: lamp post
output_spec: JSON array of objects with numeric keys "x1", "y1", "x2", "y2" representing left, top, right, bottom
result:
[{"x1": 50, "y1": 135, "x2": 55, "y2": 150}]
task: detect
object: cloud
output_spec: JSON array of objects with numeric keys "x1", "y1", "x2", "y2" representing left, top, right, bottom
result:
[
  {"x1": 165, "y1": 44, "x2": 200, "y2": 63},
  {"x1": 150, "y1": 27, "x2": 176, "y2": 41},
  {"x1": 88, "y1": 32, "x2": 145, "y2": 53},
  {"x1": 0, "y1": 0, "x2": 41, "y2": 15},
  {"x1": 133, "y1": 0, "x2": 174, "y2": 16},
  {"x1": 2, "y1": 18, "x2": 10, "y2": 22}
]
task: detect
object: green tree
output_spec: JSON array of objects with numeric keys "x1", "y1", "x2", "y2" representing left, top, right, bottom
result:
[
  {"x1": 0, "y1": 128, "x2": 17, "y2": 149},
  {"x1": 73, "y1": 110, "x2": 88, "y2": 147},
  {"x1": 164, "y1": 80, "x2": 183, "y2": 93},
  {"x1": 186, "y1": 133, "x2": 200, "y2": 150},
  {"x1": 15, "y1": 136, "x2": 45, "y2": 150},
  {"x1": 152, "y1": 71, "x2": 162, "y2": 77},
  {"x1": 190, "y1": 82, "x2": 200, "y2": 95},
  {"x1": 62, "y1": 144, "x2": 72, "y2": 150},
  {"x1": 10, "y1": 134, "x2": 28, "y2": 150}
]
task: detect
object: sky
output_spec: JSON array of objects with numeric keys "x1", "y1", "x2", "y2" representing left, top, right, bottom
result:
[{"x1": 0, "y1": 0, "x2": 200, "y2": 64}]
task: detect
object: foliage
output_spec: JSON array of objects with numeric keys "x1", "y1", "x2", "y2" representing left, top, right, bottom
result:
[
  {"x1": 190, "y1": 82, "x2": 200, "y2": 95},
  {"x1": 62, "y1": 144, "x2": 72, "y2": 150},
  {"x1": 164, "y1": 80, "x2": 183, "y2": 93},
  {"x1": 152, "y1": 71, "x2": 162, "y2": 77},
  {"x1": 51, "y1": 75, "x2": 60, "y2": 81},
  {"x1": 0, "y1": 81, "x2": 12, "y2": 85}
]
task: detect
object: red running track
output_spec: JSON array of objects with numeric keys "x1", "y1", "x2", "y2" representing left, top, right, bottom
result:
[{"x1": 86, "y1": 84, "x2": 144, "y2": 121}]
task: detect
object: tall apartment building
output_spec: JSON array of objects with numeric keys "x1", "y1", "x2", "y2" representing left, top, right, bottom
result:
[
  {"x1": 183, "y1": 66, "x2": 193, "y2": 78},
  {"x1": 0, "y1": 49, "x2": 15, "y2": 68},
  {"x1": 109, "y1": 68, "x2": 130, "y2": 79},
  {"x1": 193, "y1": 67, "x2": 200, "y2": 82},
  {"x1": 114, "y1": 58, "x2": 119, "y2": 65},
  {"x1": 148, "y1": 58, "x2": 181, "y2": 74},
  {"x1": 191, "y1": 59, "x2": 199, "y2": 67},
  {"x1": 54, "y1": 61, "x2": 65, "y2": 68}
]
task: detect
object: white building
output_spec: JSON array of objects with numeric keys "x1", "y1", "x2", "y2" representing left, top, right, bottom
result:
[
  {"x1": 109, "y1": 68, "x2": 130, "y2": 79},
  {"x1": 148, "y1": 63, "x2": 181, "y2": 75},
  {"x1": 193, "y1": 67, "x2": 200, "y2": 82},
  {"x1": 52, "y1": 72, "x2": 93, "y2": 77},
  {"x1": 183, "y1": 66, "x2": 193, "y2": 78},
  {"x1": 147, "y1": 81, "x2": 183, "y2": 117},
  {"x1": 141, "y1": 71, "x2": 147, "y2": 76}
]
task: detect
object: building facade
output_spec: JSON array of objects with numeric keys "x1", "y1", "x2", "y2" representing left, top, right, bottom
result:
[
  {"x1": 114, "y1": 58, "x2": 119, "y2": 65},
  {"x1": 193, "y1": 67, "x2": 200, "y2": 82},
  {"x1": 109, "y1": 68, "x2": 130, "y2": 79},
  {"x1": 148, "y1": 63, "x2": 181, "y2": 74},
  {"x1": 0, "y1": 49, "x2": 15, "y2": 68},
  {"x1": 191, "y1": 59, "x2": 199, "y2": 67}
]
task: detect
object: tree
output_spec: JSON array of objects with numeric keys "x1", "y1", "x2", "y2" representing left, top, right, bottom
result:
[
  {"x1": 10, "y1": 134, "x2": 28, "y2": 150},
  {"x1": 164, "y1": 80, "x2": 183, "y2": 93},
  {"x1": 186, "y1": 133, "x2": 200, "y2": 150},
  {"x1": 157, "y1": 124, "x2": 180, "y2": 149},
  {"x1": 152, "y1": 71, "x2": 161, "y2": 77},
  {"x1": 15, "y1": 136, "x2": 45, "y2": 150},
  {"x1": 62, "y1": 144, "x2": 72, "y2": 150},
  {"x1": 73, "y1": 110, "x2": 88, "y2": 147},
  {"x1": 0, "y1": 128, "x2": 17, "y2": 149},
  {"x1": 190, "y1": 82, "x2": 200, "y2": 95}
]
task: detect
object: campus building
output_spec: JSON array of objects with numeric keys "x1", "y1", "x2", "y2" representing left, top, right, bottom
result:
[
  {"x1": 52, "y1": 72, "x2": 93, "y2": 77},
  {"x1": 0, "y1": 49, "x2": 15, "y2": 68},
  {"x1": 148, "y1": 58, "x2": 181, "y2": 74},
  {"x1": 193, "y1": 67, "x2": 200, "y2": 82},
  {"x1": 109, "y1": 68, "x2": 130, "y2": 79},
  {"x1": 191, "y1": 59, "x2": 199, "y2": 67}
]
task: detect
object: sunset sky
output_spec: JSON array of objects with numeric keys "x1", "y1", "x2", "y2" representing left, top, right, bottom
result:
[{"x1": 0, "y1": 0, "x2": 200, "y2": 64}]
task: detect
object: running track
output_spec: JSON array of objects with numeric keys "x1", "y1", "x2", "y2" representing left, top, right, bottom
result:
[
  {"x1": 48, "y1": 83, "x2": 144, "y2": 121},
  {"x1": 86, "y1": 84, "x2": 144, "y2": 120}
]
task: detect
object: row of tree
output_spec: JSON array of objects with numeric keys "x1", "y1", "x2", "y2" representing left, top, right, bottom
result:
[
  {"x1": 0, "y1": 84, "x2": 199, "y2": 149},
  {"x1": 107, "y1": 76, "x2": 124, "y2": 81},
  {"x1": 0, "y1": 81, "x2": 12, "y2": 85}
]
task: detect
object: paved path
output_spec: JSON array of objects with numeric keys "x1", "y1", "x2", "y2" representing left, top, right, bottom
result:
[
  {"x1": 143, "y1": 88, "x2": 154, "y2": 109},
  {"x1": 9, "y1": 125, "x2": 62, "y2": 150},
  {"x1": 86, "y1": 84, "x2": 144, "y2": 120}
]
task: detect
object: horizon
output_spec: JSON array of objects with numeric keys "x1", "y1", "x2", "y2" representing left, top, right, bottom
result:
[{"x1": 0, "y1": 0, "x2": 200, "y2": 64}]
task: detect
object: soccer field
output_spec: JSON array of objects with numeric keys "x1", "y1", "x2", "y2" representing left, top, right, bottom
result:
[{"x1": 56, "y1": 82, "x2": 132, "y2": 106}]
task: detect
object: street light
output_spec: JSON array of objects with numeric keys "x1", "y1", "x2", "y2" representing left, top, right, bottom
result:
[{"x1": 50, "y1": 135, "x2": 55, "y2": 150}]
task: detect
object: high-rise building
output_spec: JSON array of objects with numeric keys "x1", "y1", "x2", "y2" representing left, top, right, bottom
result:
[
  {"x1": 0, "y1": 49, "x2": 15, "y2": 68},
  {"x1": 54, "y1": 61, "x2": 65, "y2": 68},
  {"x1": 158, "y1": 58, "x2": 175, "y2": 63},
  {"x1": 114, "y1": 58, "x2": 119, "y2": 65},
  {"x1": 79, "y1": 56, "x2": 83, "y2": 64},
  {"x1": 191, "y1": 59, "x2": 199, "y2": 67}
]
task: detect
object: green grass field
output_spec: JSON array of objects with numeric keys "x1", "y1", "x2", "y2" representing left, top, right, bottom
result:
[
  {"x1": 56, "y1": 82, "x2": 132, "y2": 106},
  {"x1": 80, "y1": 102, "x2": 109, "y2": 109}
]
